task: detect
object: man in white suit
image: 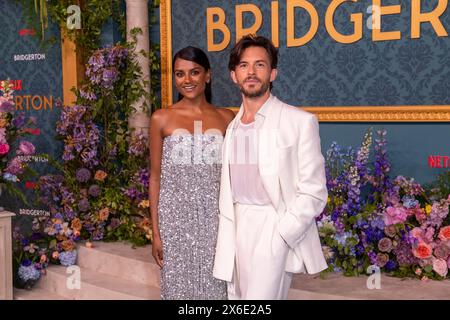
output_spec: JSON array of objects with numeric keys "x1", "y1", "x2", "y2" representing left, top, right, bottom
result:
[{"x1": 213, "y1": 35, "x2": 328, "y2": 300}]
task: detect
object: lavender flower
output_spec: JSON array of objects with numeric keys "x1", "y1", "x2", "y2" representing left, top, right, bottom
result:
[
  {"x1": 57, "y1": 105, "x2": 100, "y2": 168},
  {"x1": 395, "y1": 176, "x2": 424, "y2": 196},
  {"x1": 102, "y1": 67, "x2": 119, "y2": 89},
  {"x1": 79, "y1": 89, "x2": 97, "y2": 101},
  {"x1": 123, "y1": 187, "x2": 139, "y2": 200},
  {"x1": 368, "y1": 251, "x2": 377, "y2": 264},
  {"x1": 128, "y1": 132, "x2": 148, "y2": 157}
]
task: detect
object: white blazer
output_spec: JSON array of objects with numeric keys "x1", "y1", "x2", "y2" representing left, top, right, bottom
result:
[{"x1": 213, "y1": 95, "x2": 328, "y2": 282}]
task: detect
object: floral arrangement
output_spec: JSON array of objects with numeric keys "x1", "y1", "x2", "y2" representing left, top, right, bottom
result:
[
  {"x1": 318, "y1": 129, "x2": 450, "y2": 280},
  {"x1": 12, "y1": 220, "x2": 48, "y2": 289},
  {"x1": 1, "y1": 80, "x2": 42, "y2": 288},
  {"x1": 12, "y1": 39, "x2": 151, "y2": 288},
  {"x1": 37, "y1": 41, "x2": 151, "y2": 249},
  {"x1": 0, "y1": 80, "x2": 36, "y2": 201}
]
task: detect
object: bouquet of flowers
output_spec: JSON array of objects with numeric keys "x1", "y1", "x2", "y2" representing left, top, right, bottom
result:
[
  {"x1": 0, "y1": 80, "x2": 36, "y2": 204},
  {"x1": 319, "y1": 129, "x2": 450, "y2": 280},
  {"x1": 35, "y1": 43, "x2": 150, "y2": 261},
  {"x1": 12, "y1": 220, "x2": 49, "y2": 289}
]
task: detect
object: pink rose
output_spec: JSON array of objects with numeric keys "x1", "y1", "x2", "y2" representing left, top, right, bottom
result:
[
  {"x1": 439, "y1": 226, "x2": 450, "y2": 241},
  {"x1": 17, "y1": 141, "x2": 35, "y2": 156},
  {"x1": 413, "y1": 242, "x2": 432, "y2": 259},
  {"x1": 376, "y1": 253, "x2": 389, "y2": 267},
  {"x1": 434, "y1": 243, "x2": 450, "y2": 260},
  {"x1": 0, "y1": 143, "x2": 10, "y2": 155},
  {"x1": 378, "y1": 238, "x2": 393, "y2": 253},
  {"x1": 383, "y1": 206, "x2": 408, "y2": 226},
  {"x1": 432, "y1": 258, "x2": 448, "y2": 277},
  {"x1": 384, "y1": 225, "x2": 397, "y2": 238}
]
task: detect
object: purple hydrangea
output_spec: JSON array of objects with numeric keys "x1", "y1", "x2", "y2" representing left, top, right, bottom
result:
[
  {"x1": 394, "y1": 241, "x2": 418, "y2": 266},
  {"x1": 59, "y1": 250, "x2": 77, "y2": 266},
  {"x1": 18, "y1": 264, "x2": 41, "y2": 281}
]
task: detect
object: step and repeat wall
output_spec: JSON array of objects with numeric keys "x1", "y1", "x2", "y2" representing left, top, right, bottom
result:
[
  {"x1": 161, "y1": 0, "x2": 450, "y2": 183},
  {"x1": 0, "y1": 0, "x2": 62, "y2": 219}
]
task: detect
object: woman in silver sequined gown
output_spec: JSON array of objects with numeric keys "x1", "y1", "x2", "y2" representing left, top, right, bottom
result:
[{"x1": 149, "y1": 46, "x2": 235, "y2": 300}]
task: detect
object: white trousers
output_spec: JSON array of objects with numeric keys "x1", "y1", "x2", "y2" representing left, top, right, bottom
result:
[{"x1": 228, "y1": 203, "x2": 293, "y2": 300}]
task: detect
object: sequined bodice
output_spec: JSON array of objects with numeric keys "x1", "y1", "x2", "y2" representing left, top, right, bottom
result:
[{"x1": 157, "y1": 133, "x2": 226, "y2": 300}]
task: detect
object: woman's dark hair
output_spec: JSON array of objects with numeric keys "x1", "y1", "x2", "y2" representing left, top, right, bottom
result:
[{"x1": 172, "y1": 46, "x2": 212, "y2": 103}]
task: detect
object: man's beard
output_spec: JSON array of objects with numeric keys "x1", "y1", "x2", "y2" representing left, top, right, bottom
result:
[{"x1": 239, "y1": 78, "x2": 270, "y2": 98}]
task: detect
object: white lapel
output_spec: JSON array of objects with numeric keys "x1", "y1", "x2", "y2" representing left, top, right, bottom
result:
[
  {"x1": 219, "y1": 107, "x2": 244, "y2": 221},
  {"x1": 257, "y1": 97, "x2": 283, "y2": 209}
]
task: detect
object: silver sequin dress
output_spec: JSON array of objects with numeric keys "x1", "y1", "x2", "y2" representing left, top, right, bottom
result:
[{"x1": 158, "y1": 133, "x2": 227, "y2": 300}]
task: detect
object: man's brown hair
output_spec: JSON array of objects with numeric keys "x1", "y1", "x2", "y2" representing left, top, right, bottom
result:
[{"x1": 228, "y1": 34, "x2": 278, "y2": 71}]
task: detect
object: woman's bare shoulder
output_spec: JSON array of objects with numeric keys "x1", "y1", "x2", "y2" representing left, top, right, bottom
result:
[
  {"x1": 151, "y1": 104, "x2": 184, "y2": 121},
  {"x1": 216, "y1": 108, "x2": 236, "y2": 123}
]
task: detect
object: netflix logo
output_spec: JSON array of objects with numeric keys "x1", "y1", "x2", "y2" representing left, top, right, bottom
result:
[
  {"x1": 22, "y1": 128, "x2": 41, "y2": 135},
  {"x1": 0, "y1": 79, "x2": 22, "y2": 91},
  {"x1": 25, "y1": 181, "x2": 38, "y2": 189},
  {"x1": 19, "y1": 29, "x2": 36, "y2": 36},
  {"x1": 428, "y1": 155, "x2": 450, "y2": 168}
]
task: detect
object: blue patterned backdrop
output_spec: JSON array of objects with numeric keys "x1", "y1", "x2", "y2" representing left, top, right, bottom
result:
[
  {"x1": 165, "y1": 0, "x2": 450, "y2": 184},
  {"x1": 170, "y1": 0, "x2": 450, "y2": 107},
  {"x1": 0, "y1": 0, "x2": 62, "y2": 214}
]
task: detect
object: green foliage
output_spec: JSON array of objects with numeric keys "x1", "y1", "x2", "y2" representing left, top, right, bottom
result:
[{"x1": 425, "y1": 171, "x2": 450, "y2": 201}]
